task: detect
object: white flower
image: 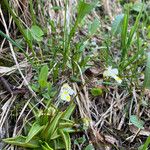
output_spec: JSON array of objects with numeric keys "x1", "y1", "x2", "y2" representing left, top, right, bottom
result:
[
  {"x1": 103, "y1": 66, "x2": 122, "y2": 84},
  {"x1": 60, "y1": 83, "x2": 75, "y2": 101}
]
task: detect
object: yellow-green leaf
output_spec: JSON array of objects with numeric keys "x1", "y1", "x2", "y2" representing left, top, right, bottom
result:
[
  {"x1": 30, "y1": 25, "x2": 44, "y2": 41},
  {"x1": 77, "y1": 1, "x2": 97, "y2": 24},
  {"x1": 38, "y1": 65, "x2": 49, "y2": 89},
  {"x1": 59, "y1": 130, "x2": 71, "y2": 150},
  {"x1": 26, "y1": 122, "x2": 44, "y2": 143},
  {"x1": 3, "y1": 135, "x2": 40, "y2": 148},
  {"x1": 43, "y1": 112, "x2": 62, "y2": 140},
  {"x1": 62, "y1": 102, "x2": 76, "y2": 119},
  {"x1": 41, "y1": 141, "x2": 54, "y2": 150}
]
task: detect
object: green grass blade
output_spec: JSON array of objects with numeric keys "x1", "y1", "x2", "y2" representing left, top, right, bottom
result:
[
  {"x1": 121, "y1": 5, "x2": 143, "y2": 64},
  {"x1": 121, "y1": 47, "x2": 144, "y2": 70},
  {"x1": 63, "y1": 0, "x2": 97, "y2": 70},
  {"x1": 29, "y1": 0, "x2": 36, "y2": 25},
  {"x1": 144, "y1": 52, "x2": 150, "y2": 90},
  {"x1": 127, "y1": 7, "x2": 143, "y2": 49},
  {"x1": 0, "y1": 30, "x2": 33, "y2": 65},
  {"x1": 121, "y1": 12, "x2": 129, "y2": 61},
  {"x1": 142, "y1": 136, "x2": 150, "y2": 150}
]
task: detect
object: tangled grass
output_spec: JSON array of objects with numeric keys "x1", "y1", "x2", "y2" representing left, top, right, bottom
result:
[{"x1": 0, "y1": 0, "x2": 150, "y2": 150}]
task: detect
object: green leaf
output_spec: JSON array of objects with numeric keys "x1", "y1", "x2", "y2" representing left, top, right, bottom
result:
[
  {"x1": 43, "y1": 112, "x2": 63, "y2": 140},
  {"x1": 3, "y1": 135, "x2": 40, "y2": 148},
  {"x1": 139, "y1": 145, "x2": 144, "y2": 150},
  {"x1": 84, "y1": 144, "x2": 95, "y2": 150},
  {"x1": 147, "y1": 26, "x2": 150, "y2": 39},
  {"x1": 62, "y1": 127, "x2": 80, "y2": 133},
  {"x1": 74, "y1": 136, "x2": 86, "y2": 145},
  {"x1": 50, "y1": 138, "x2": 66, "y2": 149},
  {"x1": 142, "y1": 136, "x2": 150, "y2": 150},
  {"x1": 38, "y1": 65, "x2": 49, "y2": 89},
  {"x1": 28, "y1": 102, "x2": 40, "y2": 119},
  {"x1": 77, "y1": 1, "x2": 97, "y2": 24},
  {"x1": 91, "y1": 87, "x2": 102, "y2": 96},
  {"x1": 62, "y1": 102, "x2": 76, "y2": 119},
  {"x1": 88, "y1": 18, "x2": 100, "y2": 35},
  {"x1": 26, "y1": 122, "x2": 44, "y2": 143},
  {"x1": 30, "y1": 25, "x2": 44, "y2": 41},
  {"x1": 42, "y1": 92, "x2": 51, "y2": 100},
  {"x1": 130, "y1": 115, "x2": 144, "y2": 129},
  {"x1": 24, "y1": 28, "x2": 33, "y2": 41},
  {"x1": 111, "y1": 14, "x2": 124, "y2": 35},
  {"x1": 132, "y1": 2, "x2": 143, "y2": 12},
  {"x1": 59, "y1": 130, "x2": 71, "y2": 150},
  {"x1": 144, "y1": 52, "x2": 150, "y2": 90},
  {"x1": 59, "y1": 121, "x2": 75, "y2": 128},
  {"x1": 31, "y1": 83, "x2": 40, "y2": 92},
  {"x1": 41, "y1": 141, "x2": 54, "y2": 150},
  {"x1": 50, "y1": 130, "x2": 60, "y2": 140}
]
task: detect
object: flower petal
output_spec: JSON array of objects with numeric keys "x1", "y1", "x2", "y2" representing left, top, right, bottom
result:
[
  {"x1": 60, "y1": 91, "x2": 71, "y2": 101},
  {"x1": 103, "y1": 70, "x2": 110, "y2": 77},
  {"x1": 111, "y1": 68, "x2": 118, "y2": 75},
  {"x1": 61, "y1": 83, "x2": 75, "y2": 95},
  {"x1": 113, "y1": 75, "x2": 122, "y2": 84},
  {"x1": 67, "y1": 88, "x2": 75, "y2": 95},
  {"x1": 103, "y1": 66, "x2": 122, "y2": 84}
]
